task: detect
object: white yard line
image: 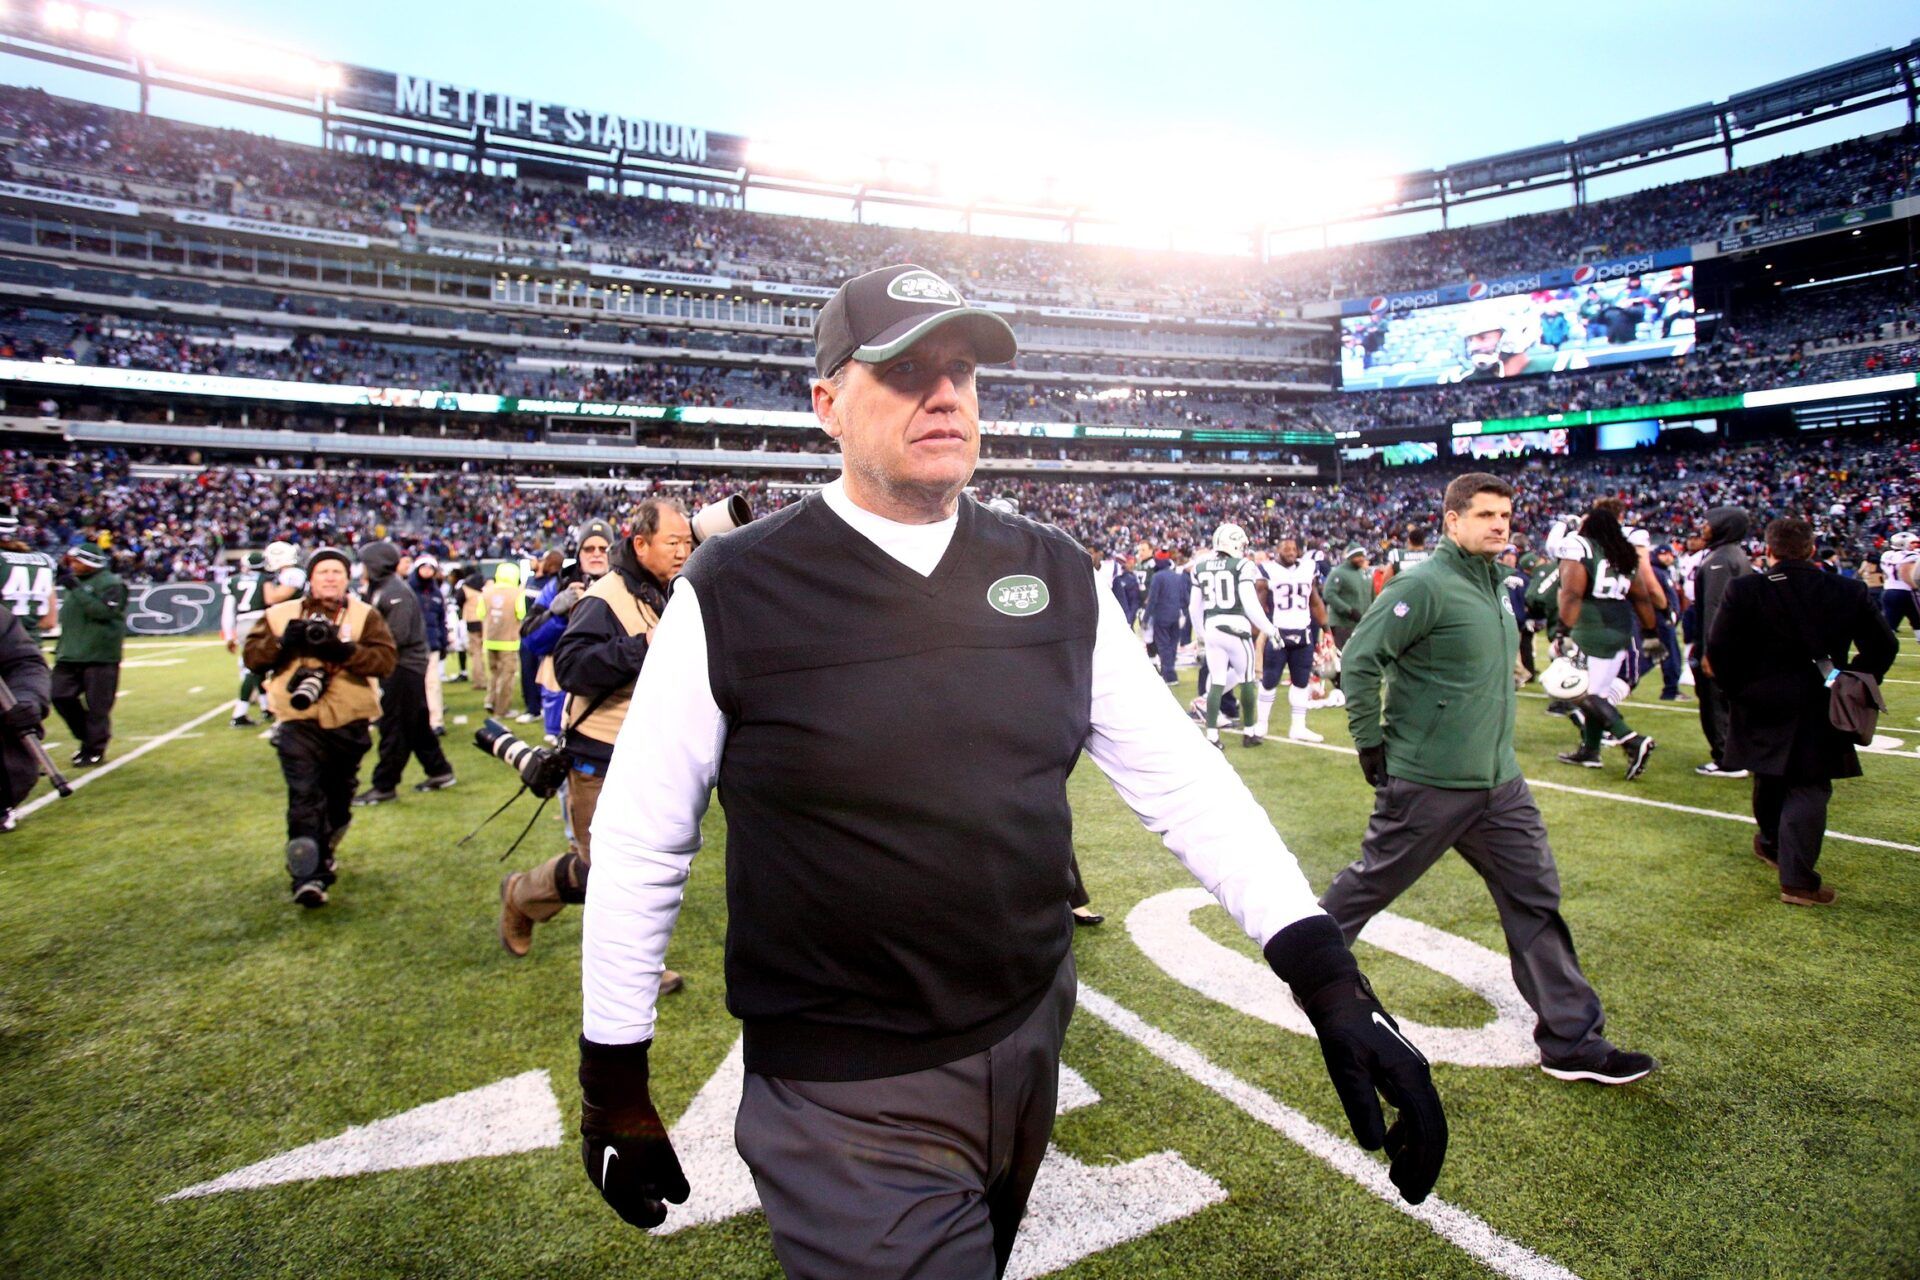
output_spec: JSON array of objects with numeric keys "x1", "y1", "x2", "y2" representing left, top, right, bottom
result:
[
  {"x1": 1258, "y1": 734, "x2": 1920, "y2": 854},
  {"x1": 1078, "y1": 985, "x2": 1583, "y2": 1280},
  {"x1": 13, "y1": 703, "x2": 228, "y2": 820},
  {"x1": 121, "y1": 638, "x2": 227, "y2": 649}
]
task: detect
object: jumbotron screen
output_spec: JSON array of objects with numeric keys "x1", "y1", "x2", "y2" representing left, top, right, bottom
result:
[{"x1": 1339, "y1": 266, "x2": 1696, "y2": 391}]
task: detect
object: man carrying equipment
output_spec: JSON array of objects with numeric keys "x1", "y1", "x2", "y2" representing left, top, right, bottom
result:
[
  {"x1": 1331, "y1": 472, "x2": 1656, "y2": 1087},
  {"x1": 0, "y1": 504, "x2": 58, "y2": 640},
  {"x1": 1190, "y1": 522, "x2": 1279, "y2": 747},
  {"x1": 1254, "y1": 537, "x2": 1329, "y2": 743},
  {"x1": 222, "y1": 542, "x2": 304, "y2": 726},
  {"x1": 1554, "y1": 502, "x2": 1660, "y2": 779}
]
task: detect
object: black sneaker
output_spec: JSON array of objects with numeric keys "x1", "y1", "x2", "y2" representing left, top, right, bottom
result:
[
  {"x1": 1557, "y1": 747, "x2": 1603, "y2": 768},
  {"x1": 292, "y1": 879, "x2": 329, "y2": 909},
  {"x1": 1695, "y1": 761, "x2": 1749, "y2": 778},
  {"x1": 70, "y1": 750, "x2": 103, "y2": 767},
  {"x1": 1242, "y1": 733, "x2": 1264, "y2": 748},
  {"x1": 230, "y1": 714, "x2": 257, "y2": 728},
  {"x1": 352, "y1": 788, "x2": 399, "y2": 806},
  {"x1": 1541, "y1": 1049, "x2": 1657, "y2": 1085},
  {"x1": 1621, "y1": 734, "x2": 1656, "y2": 781},
  {"x1": 413, "y1": 773, "x2": 456, "y2": 793}
]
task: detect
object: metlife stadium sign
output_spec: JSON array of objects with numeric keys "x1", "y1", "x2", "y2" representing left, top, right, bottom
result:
[
  {"x1": 1336, "y1": 246, "x2": 1695, "y2": 317},
  {"x1": 335, "y1": 68, "x2": 750, "y2": 171}
]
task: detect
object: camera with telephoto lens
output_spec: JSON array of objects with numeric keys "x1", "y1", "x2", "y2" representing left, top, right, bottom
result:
[
  {"x1": 474, "y1": 718, "x2": 569, "y2": 798},
  {"x1": 287, "y1": 666, "x2": 330, "y2": 711}
]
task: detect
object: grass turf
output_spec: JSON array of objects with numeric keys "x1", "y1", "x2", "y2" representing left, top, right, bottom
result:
[{"x1": 2, "y1": 637, "x2": 1917, "y2": 1279}]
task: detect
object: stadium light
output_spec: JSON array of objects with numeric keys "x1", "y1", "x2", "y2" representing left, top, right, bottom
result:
[
  {"x1": 40, "y1": 2, "x2": 79, "y2": 32},
  {"x1": 128, "y1": 19, "x2": 343, "y2": 94},
  {"x1": 747, "y1": 137, "x2": 880, "y2": 187}
]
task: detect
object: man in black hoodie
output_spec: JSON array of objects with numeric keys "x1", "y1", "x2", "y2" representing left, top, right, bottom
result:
[
  {"x1": 1691, "y1": 507, "x2": 1751, "y2": 778},
  {"x1": 497, "y1": 497, "x2": 688, "y2": 988},
  {"x1": 355, "y1": 541, "x2": 455, "y2": 804}
]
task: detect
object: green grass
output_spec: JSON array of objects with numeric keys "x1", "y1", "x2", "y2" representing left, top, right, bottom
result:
[{"x1": 3, "y1": 638, "x2": 1918, "y2": 1279}]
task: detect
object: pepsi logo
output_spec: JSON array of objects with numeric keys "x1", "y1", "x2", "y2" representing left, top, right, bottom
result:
[
  {"x1": 1467, "y1": 282, "x2": 1488, "y2": 301},
  {"x1": 1573, "y1": 265, "x2": 1597, "y2": 285},
  {"x1": 1367, "y1": 296, "x2": 1387, "y2": 314}
]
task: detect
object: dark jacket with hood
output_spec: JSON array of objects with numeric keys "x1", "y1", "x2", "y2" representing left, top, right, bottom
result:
[
  {"x1": 359, "y1": 542, "x2": 428, "y2": 675},
  {"x1": 549, "y1": 539, "x2": 672, "y2": 763},
  {"x1": 1, "y1": 607, "x2": 52, "y2": 805},
  {"x1": 1694, "y1": 506, "x2": 1751, "y2": 662},
  {"x1": 410, "y1": 566, "x2": 449, "y2": 654}
]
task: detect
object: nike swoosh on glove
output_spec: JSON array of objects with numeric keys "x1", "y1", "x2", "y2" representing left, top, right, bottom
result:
[
  {"x1": 1266, "y1": 915, "x2": 1448, "y2": 1204},
  {"x1": 579, "y1": 1036, "x2": 690, "y2": 1229}
]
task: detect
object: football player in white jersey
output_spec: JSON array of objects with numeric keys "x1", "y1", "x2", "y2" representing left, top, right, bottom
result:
[
  {"x1": 1881, "y1": 531, "x2": 1918, "y2": 636},
  {"x1": 1253, "y1": 537, "x2": 1328, "y2": 743},
  {"x1": 1188, "y1": 522, "x2": 1278, "y2": 747},
  {"x1": 224, "y1": 541, "x2": 306, "y2": 725}
]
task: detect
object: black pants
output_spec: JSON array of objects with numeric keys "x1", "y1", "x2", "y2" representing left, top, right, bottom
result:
[
  {"x1": 1752, "y1": 775, "x2": 1833, "y2": 892},
  {"x1": 50, "y1": 660, "x2": 118, "y2": 756},
  {"x1": 370, "y1": 665, "x2": 452, "y2": 792},
  {"x1": 1150, "y1": 618, "x2": 1180, "y2": 682},
  {"x1": 735, "y1": 951, "x2": 1075, "y2": 1280},
  {"x1": 1067, "y1": 852, "x2": 1091, "y2": 910},
  {"x1": 1516, "y1": 624, "x2": 1538, "y2": 677},
  {"x1": 276, "y1": 719, "x2": 371, "y2": 885},
  {"x1": 1692, "y1": 665, "x2": 1731, "y2": 765}
]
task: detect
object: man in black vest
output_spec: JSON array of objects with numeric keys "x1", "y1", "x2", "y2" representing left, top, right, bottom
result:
[
  {"x1": 353, "y1": 541, "x2": 455, "y2": 804},
  {"x1": 576, "y1": 265, "x2": 1446, "y2": 1277},
  {"x1": 1706, "y1": 517, "x2": 1897, "y2": 905}
]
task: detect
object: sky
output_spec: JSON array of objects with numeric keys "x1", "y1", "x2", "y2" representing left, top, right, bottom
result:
[{"x1": 1, "y1": 0, "x2": 1914, "y2": 252}]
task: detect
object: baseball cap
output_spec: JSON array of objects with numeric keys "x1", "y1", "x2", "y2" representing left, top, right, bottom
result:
[
  {"x1": 1344, "y1": 545, "x2": 1367, "y2": 559},
  {"x1": 813, "y1": 264, "x2": 1018, "y2": 378},
  {"x1": 69, "y1": 542, "x2": 108, "y2": 568}
]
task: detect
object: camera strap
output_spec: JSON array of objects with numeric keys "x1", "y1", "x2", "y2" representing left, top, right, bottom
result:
[{"x1": 455, "y1": 780, "x2": 555, "y2": 861}]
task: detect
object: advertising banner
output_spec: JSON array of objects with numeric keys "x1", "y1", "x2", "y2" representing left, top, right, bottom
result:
[
  {"x1": 1335, "y1": 246, "x2": 1694, "y2": 318},
  {"x1": 0, "y1": 180, "x2": 140, "y2": 217}
]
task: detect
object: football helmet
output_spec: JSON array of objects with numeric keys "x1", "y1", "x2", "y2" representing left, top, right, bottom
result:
[
  {"x1": 1892, "y1": 531, "x2": 1918, "y2": 551},
  {"x1": 263, "y1": 540, "x2": 298, "y2": 572},
  {"x1": 244, "y1": 550, "x2": 266, "y2": 569},
  {"x1": 1212, "y1": 522, "x2": 1248, "y2": 557},
  {"x1": 1542, "y1": 642, "x2": 1591, "y2": 701},
  {"x1": 0, "y1": 502, "x2": 17, "y2": 537}
]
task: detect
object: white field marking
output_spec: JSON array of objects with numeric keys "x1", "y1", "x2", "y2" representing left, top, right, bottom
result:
[
  {"x1": 122, "y1": 638, "x2": 226, "y2": 649},
  {"x1": 653, "y1": 1037, "x2": 1225, "y2": 1278},
  {"x1": 125, "y1": 732, "x2": 203, "y2": 742},
  {"x1": 453, "y1": 714, "x2": 469, "y2": 725},
  {"x1": 186, "y1": 685, "x2": 204, "y2": 694},
  {"x1": 1257, "y1": 734, "x2": 1920, "y2": 855},
  {"x1": 1128, "y1": 888, "x2": 1536, "y2": 1068},
  {"x1": 1077, "y1": 986, "x2": 1583, "y2": 1280},
  {"x1": 1883, "y1": 678, "x2": 1920, "y2": 686},
  {"x1": 163, "y1": 1070, "x2": 562, "y2": 1201},
  {"x1": 13, "y1": 703, "x2": 228, "y2": 820},
  {"x1": 119, "y1": 658, "x2": 186, "y2": 669}
]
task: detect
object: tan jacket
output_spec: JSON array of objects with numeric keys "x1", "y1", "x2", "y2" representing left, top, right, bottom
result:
[
  {"x1": 481, "y1": 581, "x2": 523, "y2": 650},
  {"x1": 244, "y1": 595, "x2": 396, "y2": 728},
  {"x1": 564, "y1": 572, "x2": 659, "y2": 746}
]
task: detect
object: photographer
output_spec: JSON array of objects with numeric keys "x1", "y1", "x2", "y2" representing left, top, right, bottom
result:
[
  {"x1": 497, "y1": 498, "x2": 689, "y2": 980},
  {"x1": 410, "y1": 555, "x2": 450, "y2": 735},
  {"x1": 50, "y1": 543, "x2": 126, "y2": 767},
  {"x1": 1, "y1": 605, "x2": 52, "y2": 832},
  {"x1": 354, "y1": 541, "x2": 455, "y2": 805},
  {"x1": 244, "y1": 548, "x2": 397, "y2": 909},
  {"x1": 524, "y1": 520, "x2": 615, "y2": 742}
]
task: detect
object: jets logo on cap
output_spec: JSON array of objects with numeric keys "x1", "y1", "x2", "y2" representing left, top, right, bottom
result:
[{"x1": 888, "y1": 270, "x2": 963, "y2": 306}]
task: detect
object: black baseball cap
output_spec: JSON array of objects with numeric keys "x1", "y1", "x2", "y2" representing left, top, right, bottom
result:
[{"x1": 813, "y1": 264, "x2": 1018, "y2": 378}]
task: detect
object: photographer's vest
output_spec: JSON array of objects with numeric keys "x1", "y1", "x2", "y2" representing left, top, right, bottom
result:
[
  {"x1": 481, "y1": 582, "x2": 521, "y2": 650},
  {"x1": 562, "y1": 573, "x2": 660, "y2": 747},
  {"x1": 460, "y1": 583, "x2": 485, "y2": 624},
  {"x1": 261, "y1": 597, "x2": 383, "y2": 728}
]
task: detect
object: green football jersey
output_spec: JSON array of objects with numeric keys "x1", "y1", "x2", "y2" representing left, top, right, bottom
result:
[
  {"x1": 1, "y1": 548, "x2": 57, "y2": 625},
  {"x1": 227, "y1": 569, "x2": 270, "y2": 617},
  {"x1": 1192, "y1": 554, "x2": 1257, "y2": 631},
  {"x1": 1388, "y1": 546, "x2": 1432, "y2": 573},
  {"x1": 1562, "y1": 535, "x2": 1633, "y2": 657}
]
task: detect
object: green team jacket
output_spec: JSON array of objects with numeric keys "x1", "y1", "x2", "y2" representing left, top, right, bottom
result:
[
  {"x1": 1341, "y1": 536, "x2": 1520, "y2": 790},
  {"x1": 1322, "y1": 562, "x2": 1374, "y2": 629},
  {"x1": 54, "y1": 568, "x2": 128, "y2": 665}
]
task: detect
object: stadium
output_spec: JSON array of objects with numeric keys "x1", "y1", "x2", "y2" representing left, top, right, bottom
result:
[{"x1": 0, "y1": 3, "x2": 1916, "y2": 1277}]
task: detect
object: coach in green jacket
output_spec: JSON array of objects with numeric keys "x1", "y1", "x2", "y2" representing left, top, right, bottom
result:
[
  {"x1": 1323, "y1": 472, "x2": 1656, "y2": 1086},
  {"x1": 1322, "y1": 545, "x2": 1374, "y2": 646},
  {"x1": 50, "y1": 543, "x2": 127, "y2": 767}
]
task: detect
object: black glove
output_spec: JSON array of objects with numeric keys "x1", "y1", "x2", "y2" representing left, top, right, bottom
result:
[
  {"x1": 1266, "y1": 916, "x2": 1447, "y2": 1205},
  {"x1": 55, "y1": 567, "x2": 79, "y2": 590},
  {"x1": 579, "y1": 1037, "x2": 690, "y2": 1229},
  {"x1": 313, "y1": 638, "x2": 357, "y2": 665},
  {"x1": 1356, "y1": 743, "x2": 1388, "y2": 789},
  {"x1": 2, "y1": 701, "x2": 43, "y2": 735}
]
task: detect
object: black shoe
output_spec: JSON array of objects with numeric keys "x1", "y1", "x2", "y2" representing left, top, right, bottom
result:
[
  {"x1": 1621, "y1": 734, "x2": 1656, "y2": 781},
  {"x1": 1543, "y1": 699, "x2": 1575, "y2": 717},
  {"x1": 1557, "y1": 747, "x2": 1603, "y2": 768},
  {"x1": 1242, "y1": 732, "x2": 1264, "y2": 748},
  {"x1": 432, "y1": 725, "x2": 446, "y2": 737},
  {"x1": 70, "y1": 750, "x2": 103, "y2": 767},
  {"x1": 413, "y1": 773, "x2": 456, "y2": 793},
  {"x1": 1541, "y1": 1049, "x2": 1657, "y2": 1085},
  {"x1": 352, "y1": 788, "x2": 399, "y2": 806},
  {"x1": 1072, "y1": 907, "x2": 1105, "y2": 927},
  {"x1": 230, "y1": 714, "x2": 257, "y2": 728},
  {"x1": 292, "y1": 879, "x2": 328, "y2": 908}
]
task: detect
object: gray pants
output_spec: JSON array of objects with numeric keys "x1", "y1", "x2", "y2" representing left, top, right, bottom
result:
[
  {"x1": 735, "y1": 951, "x2": 1076, "y2": 1280},
  {"x1": 1752, "y1": 774, "x2": 1832, "y2": 892},
  {"x1": 1320, "y1": 775, "x2": 1612, "y2": 1067}
]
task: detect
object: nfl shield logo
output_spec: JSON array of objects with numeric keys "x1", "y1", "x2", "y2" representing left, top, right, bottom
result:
[{"x1": 1392, "y1": 602, "x2": 1410, "y2": 617}]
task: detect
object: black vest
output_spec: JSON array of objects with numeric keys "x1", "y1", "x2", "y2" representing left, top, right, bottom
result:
[{"x1": 682, "y1": 492, "x2": 1098, "y2": 1080}]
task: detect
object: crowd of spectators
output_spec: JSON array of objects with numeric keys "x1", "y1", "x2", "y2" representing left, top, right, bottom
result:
[
  {"x1": 2, "y1": 85, "x2": 1915, "y2": 315},
  {"x1": 7, "y1": 431, "x2": 1912, "y2": 583}
]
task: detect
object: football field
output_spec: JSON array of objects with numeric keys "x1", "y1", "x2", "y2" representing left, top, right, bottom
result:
[{"x1": 3, "y1": 637, "x2": 1917, "y2": 1279}]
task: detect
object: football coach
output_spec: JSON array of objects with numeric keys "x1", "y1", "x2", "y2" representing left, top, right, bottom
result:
[
  {"x1": 576, "y1": 264, "x2": 1447, "y2": 1278},
  {"x1": 1325, "y1": 473, "x2": 1655, "y2": 1086}
]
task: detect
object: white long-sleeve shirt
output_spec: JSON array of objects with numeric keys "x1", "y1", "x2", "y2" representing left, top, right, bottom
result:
[{"x1": 582, "y1": 479, "x2": 1324, "y2": 1045}]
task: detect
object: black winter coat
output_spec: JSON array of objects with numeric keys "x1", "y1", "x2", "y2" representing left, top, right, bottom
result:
[
  {"x1": 1, "y1": 609, "x2": 52, "y2": 804},
  {"x1": 1706, "y1": 560, "x2": 1898, "y2": 781}
]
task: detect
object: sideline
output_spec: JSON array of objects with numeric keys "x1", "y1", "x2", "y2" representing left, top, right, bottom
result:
[
  {"x1": 122, "y1": 638, "x2": 228, "y2": 650},
  {"x1": 1078, "y1": 985, "x2": 1582, "y2": 1280},
  {"x1": 13, "y1": 703, "x2": 229, "y2": 821},
  {"x1": 1258, "y1": 734, "x2": 1920, "y2": 855}
]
